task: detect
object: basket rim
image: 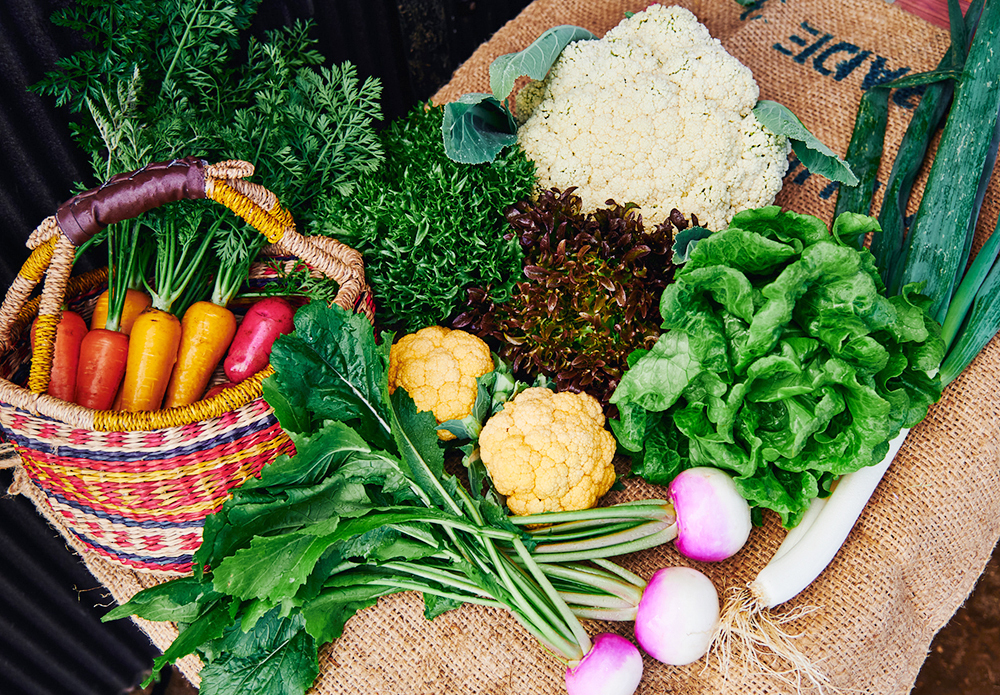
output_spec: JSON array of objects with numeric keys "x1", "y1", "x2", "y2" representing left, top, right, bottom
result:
[
  {"x1": 1, "y1": 247, "x2": 371, "y2": 433},
  {"x1": 0, "y1": 159, "x2": 374, "y2": 431}
]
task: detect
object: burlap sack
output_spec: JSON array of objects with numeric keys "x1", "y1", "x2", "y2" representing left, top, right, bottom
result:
[{"x1": 29, "y1": 0, "x2": 1000, "y2": 693}]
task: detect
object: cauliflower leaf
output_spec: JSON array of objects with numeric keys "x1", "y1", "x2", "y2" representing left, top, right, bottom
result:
[
  {"x1": 753, "y1": 99, "x2": 858, "y2": 186},
  {"x1": 441, "y1": 92, "x2": 517, "y2": 164},
  {"x1": 489, "y1": 25, "x2": 597, "y2": 103}
]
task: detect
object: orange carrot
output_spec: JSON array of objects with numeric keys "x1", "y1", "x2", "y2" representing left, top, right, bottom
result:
[
  {"x1": 90, "y1": 288, "x2": 153, "y2": 335},
  {"x1": 75, "y1": 328, "x2": 129, "y2": 410},
  {"x1": 163, "y1": 301, "x2": 237, "y2": 408},
  {"x1": 31, "y1": 310, "x2": 87, "y2": 402},
  {"x1": 119, "y1": 307, "x2": 183, "y2": 412},
  {"x1": 112, "y1": 380, "x2": 125, "y2": 410}
]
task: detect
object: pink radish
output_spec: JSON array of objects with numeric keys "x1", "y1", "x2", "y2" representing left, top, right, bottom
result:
[{"x1": 223, "y1": 297, "x2": 296, "y2": 383}]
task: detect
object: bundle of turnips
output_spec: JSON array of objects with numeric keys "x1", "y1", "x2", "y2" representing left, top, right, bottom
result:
[{"x1": 106, "y1": 302, "x2": 755, "y2": 695}]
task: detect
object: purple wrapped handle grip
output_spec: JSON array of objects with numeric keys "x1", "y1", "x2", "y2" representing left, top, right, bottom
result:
[{"x1": 55, "y1": 157, "x2": 208, "y2": 246}]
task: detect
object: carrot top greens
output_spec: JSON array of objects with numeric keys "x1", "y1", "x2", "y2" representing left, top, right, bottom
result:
[{"x1": 33, "y1": 0, "x2": 384, "y2": 311}]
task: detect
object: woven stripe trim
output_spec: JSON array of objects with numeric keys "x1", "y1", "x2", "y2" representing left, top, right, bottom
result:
[
  {"x1": 66, "y1": 528, "x2": 195, "y2": 571},
  {"x1": 49, "y1": 494, "x2": 202, "y2": 571},
  {"x1": 23, "y1": 440, "x2": 289, "y2": 520},
  {"x1": 47, "y1": 490, "x2": 207, "y2": 529},
  {"x1": 6, "y1": 411, "x2": 285, "y2": 462}
]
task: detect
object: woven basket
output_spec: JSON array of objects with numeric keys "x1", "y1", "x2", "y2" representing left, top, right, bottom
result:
[{"x1": 0, "y1": 157, "x2": 373, "y2": 576}]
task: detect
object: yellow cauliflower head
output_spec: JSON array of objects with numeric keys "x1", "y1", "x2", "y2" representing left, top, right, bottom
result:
[
  {"x1": 479, "y1": 387, "x2": 616, "y2": 515},
  {"x1": 388, "y1": 326, "x2": 494, "y2": 440}
]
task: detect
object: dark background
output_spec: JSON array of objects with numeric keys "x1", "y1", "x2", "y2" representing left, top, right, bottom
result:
[{"x1": 0, "y1": 1, "x2": 530, "y2": 693}]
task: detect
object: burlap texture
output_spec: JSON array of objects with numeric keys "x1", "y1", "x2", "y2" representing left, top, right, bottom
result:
[{"x1": 43, "y1": 0, "x2": 1000, "y2": 693}]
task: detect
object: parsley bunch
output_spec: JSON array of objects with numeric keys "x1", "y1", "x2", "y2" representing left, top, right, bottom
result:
[{"x1": 316, "y1": 102, "x2": 537, "y2": 333}]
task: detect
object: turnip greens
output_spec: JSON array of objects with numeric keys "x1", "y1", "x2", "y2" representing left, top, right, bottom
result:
[{"x1": 106, "y1": 302, "x2": 692, "y2": 695}]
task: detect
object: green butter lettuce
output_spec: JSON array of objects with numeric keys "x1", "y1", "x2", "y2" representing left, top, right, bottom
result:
[{"x1": 610, "y1": 207, "x2": 943, "y2": 527}]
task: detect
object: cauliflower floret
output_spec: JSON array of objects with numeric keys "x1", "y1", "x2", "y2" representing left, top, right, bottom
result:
[
  {"x1": 479, "y1": 387, "x2": 616, "y2": 515},
  {"x1": 514, "y1": 4, "x2": 790, "y2": 230},
  {"x1": 389, "y1": 326, "x2": 494, "y2": 440}
]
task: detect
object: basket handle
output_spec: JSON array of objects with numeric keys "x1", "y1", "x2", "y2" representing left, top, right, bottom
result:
[
  {"x1": 2, "y1": 158, "x2": 367, "y2": 415},
  {"x1": 56, "y1": 157, "x2": 210, "y2": 246}
]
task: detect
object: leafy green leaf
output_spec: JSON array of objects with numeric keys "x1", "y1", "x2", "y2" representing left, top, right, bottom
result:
[
  {"x1": 441, "y1": 93, "x2": 518, "y2": 164},
  {"x1": 832, "y1": 212, "x2": 882, "y2": 250},
  {"x1": 199, "y1": 610, "x2": 318, "y2": 695},
  {"x1": 269, "y1": 301, "x2": 393, "y2": 449},
  {"x1": 103, "y1": 576, "x2": 219, "y2": 623},
  {"x1": 610, "y1": 332, "x2": 705, "y2": 412},
  {"x1": 625, "y1": 410, "x2": 689, "y2": 484},
  {"x1": 389, "y1": 389, "x2": 459, "y2": 512},
  {"x1": 753, "y1": 100, "x2": 858, "y2": 185},
  {"x1": 611, "y1": 208, "x2": 943, "y2": 525},
  {"x1": 148, "y1": 598, "x2": 238, "y2": 685},
  {"x1": 685, "y1": 228, "x2": 797, "y2": 275},
  {"x1": 262, "y1": 375, "x2": 313, "y2": 434},
  {"x1": 212, "y1": 527, "x2": 340, "y2": 604},
  {"x1": 423, "y1": 593, "x2": 464, "y2": 620},
  {"x1": 489, "y1": 25, "x2": 597, "y2": 102},
  {"x1": 301, "y1": 573, "x2": 396, "y2": 644},
  {"x1": 671, "y1": 226, "x2": 714, "y2": 264},
  {"x1": 729, "y1": 206, "x2": 831, "y2": 248}
]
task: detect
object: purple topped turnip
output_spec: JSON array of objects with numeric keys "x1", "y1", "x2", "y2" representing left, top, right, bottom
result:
[
  {"x1": 668, "y1": 467, "x2": 752, "y2": 562},
  {"x1": 565, "y1": 633, "x2": 644, "y2": 695},
  {"x1": 634, "y1": 566, "x2": 720, "y2": 665},
  {"x1": 513, "y1": 467, "x2": 752, "y2": 565}
]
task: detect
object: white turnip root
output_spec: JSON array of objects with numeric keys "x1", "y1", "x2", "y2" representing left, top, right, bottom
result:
[
  {"x1": 634, "y1": 566, "x2": 720, "y2": 665},
  {"x1": 564, "y1": 633, "x2": 644, "y2": 695},
  {"x1": 668, "y1": 467, "x2": 751, "y2": 562}
]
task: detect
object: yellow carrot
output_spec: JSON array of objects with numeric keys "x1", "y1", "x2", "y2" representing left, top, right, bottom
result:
[
  {"x1": 163, "y1": 301, "x2": 237, "y2": 408},
  {"x1": 119, "y1": 307, "x2": 182, "y2": 412},
  {"x1": 90, "y1": 288, "x2": 153, "y2": 335}
]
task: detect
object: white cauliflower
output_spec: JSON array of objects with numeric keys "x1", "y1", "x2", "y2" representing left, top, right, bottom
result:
[{"x1": 515, "y1": 4, "x2": 790, "y2": 230}]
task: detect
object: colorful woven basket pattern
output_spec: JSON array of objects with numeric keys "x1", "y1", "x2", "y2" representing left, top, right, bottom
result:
[
  {"x1": 0, "y1": 159, "x2": 373, "y2": 575},
  {"x1": 1, "y1": 397, "x2": 294, "y2": 573}
]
